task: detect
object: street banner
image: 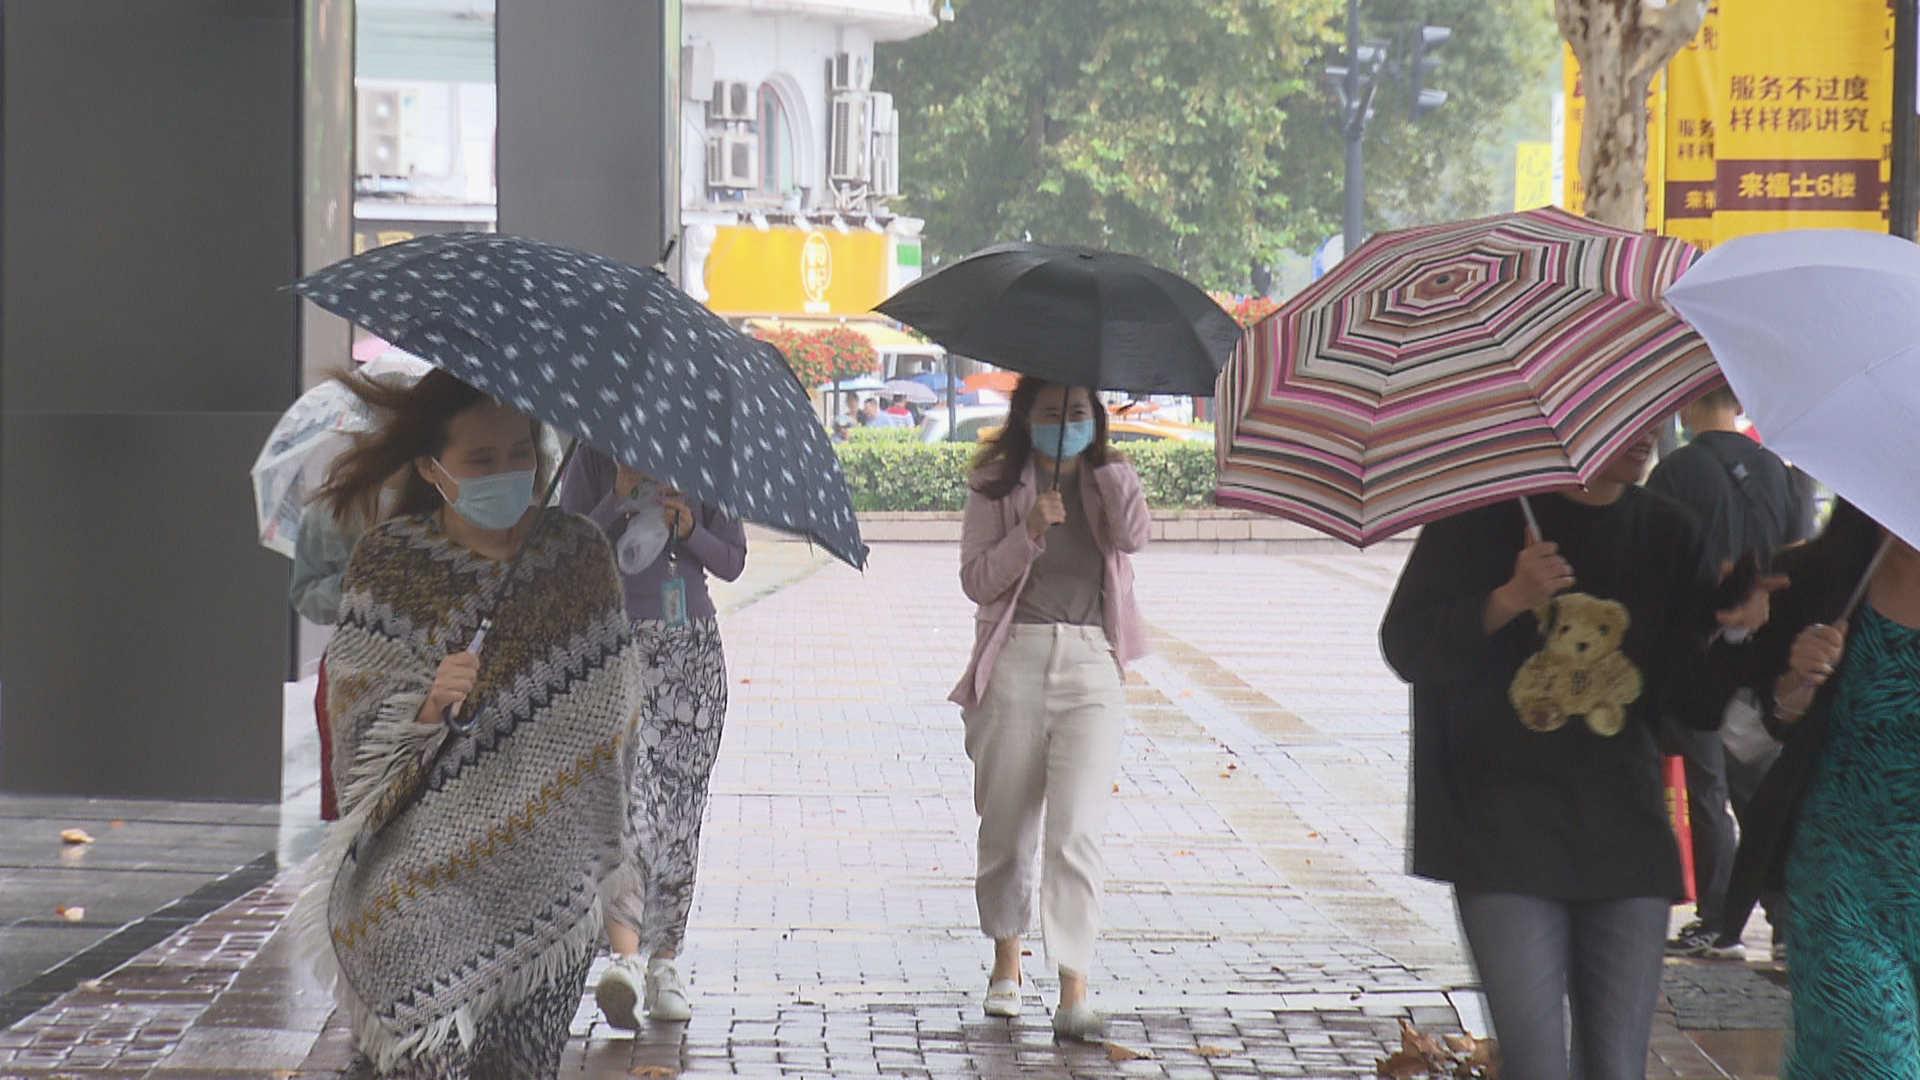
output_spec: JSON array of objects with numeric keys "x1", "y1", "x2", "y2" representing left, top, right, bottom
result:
[
  {"x1": 1662, "y1": 5, "x2": 1721, "y2": 249},
  {"x1": 1515, "y1": 142, "x2": 1555, "y2": 210},
  {"x1": 1709, "y1": 0, "x2": 1894, "y2": 244}
]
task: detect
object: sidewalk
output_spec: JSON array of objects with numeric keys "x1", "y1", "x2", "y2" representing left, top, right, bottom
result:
[{"x1": 1, "y1": 541, "x2": 1789, "y2": 1078}]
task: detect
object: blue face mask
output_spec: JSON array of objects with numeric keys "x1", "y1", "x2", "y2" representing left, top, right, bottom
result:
[
  {"x1": 434, "y1": 460, "x2": 535, "y2": 531},
  {"x1": 1032, "y1": 419, "x2": 1098, "y2": 460}
]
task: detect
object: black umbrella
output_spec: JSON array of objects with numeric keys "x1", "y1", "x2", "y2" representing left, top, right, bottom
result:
[
  {"x1": 874, "y1": 242, "x2": 1241, "y2": 396},
  {"x1": 294, "y1": 232, "x2": 867, "y2": 570}
]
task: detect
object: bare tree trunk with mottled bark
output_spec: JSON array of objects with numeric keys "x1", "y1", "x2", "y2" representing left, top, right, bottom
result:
[{"x1": 1556, "y1": 0, "x2": 1706, "y2": 229}]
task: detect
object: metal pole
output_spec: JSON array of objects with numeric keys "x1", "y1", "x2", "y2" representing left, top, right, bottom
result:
[
  {"x1": 1893, "y1": 0, "x2": 1919, "y2": 240},
  {"x1": 1342, "y1": 0, "x2": 1365, "y2": 255}
]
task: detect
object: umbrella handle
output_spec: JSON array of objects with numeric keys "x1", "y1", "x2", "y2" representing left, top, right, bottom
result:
[
  {"x1": 1052, "y1": 414, "x2": 1068, "y2": 491},
  {"x1": 1519, "y1": 495, "x2": 1543, "y2": 543},
  {"x1": 1839, "y1": 535, "x2": 1895, "y2": 623},
  {"x1": 444, "y1": 619, "x2": 491, "y2": 733}
]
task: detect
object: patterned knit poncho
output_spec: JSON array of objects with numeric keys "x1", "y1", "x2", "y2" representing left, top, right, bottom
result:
[{"x1": 300, "y1": 510, "x2": 639, "y2": 1070}]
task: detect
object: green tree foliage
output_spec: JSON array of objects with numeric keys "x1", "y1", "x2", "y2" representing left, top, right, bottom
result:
[{"x1": 879, "y1": 0, "x2": 1556, "y2": 290}]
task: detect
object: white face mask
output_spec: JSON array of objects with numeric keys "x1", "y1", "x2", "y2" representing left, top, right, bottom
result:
[{"x1": 432, "y1": 460, "x2": 535, "y2": 531}]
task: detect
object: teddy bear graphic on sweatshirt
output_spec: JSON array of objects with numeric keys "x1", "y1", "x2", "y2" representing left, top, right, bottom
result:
[{"x1": 1508, "y1": 592, "x2": 1644, "y2": 737}]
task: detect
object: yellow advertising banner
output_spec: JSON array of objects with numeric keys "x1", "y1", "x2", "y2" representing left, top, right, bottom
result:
[
  {"x1": 1709, "y1": 0, "x2": 1893, "y2": 244},
  {"x1": 703, "y1": 227, "x2": 891, "y2": 317},
  {"x1": 1515, "y1": 142, "x2": 1555, "y2": 210},
  {"x1": 1561, "y1": 43, "x2": 1666, "y2": 228},
  {"x1": 1661, "y1": 4, "x2": 1721, "y2": 249}
]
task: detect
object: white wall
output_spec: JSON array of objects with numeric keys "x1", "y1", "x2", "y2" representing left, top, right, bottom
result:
[{"x1": 683, "y1": 10, "x2": 878, "y2": 211}]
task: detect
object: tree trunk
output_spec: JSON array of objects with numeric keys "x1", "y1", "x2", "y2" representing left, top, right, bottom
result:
[{"x1": 1556, "y1": 0, "x2": 1706, "y2": 229}]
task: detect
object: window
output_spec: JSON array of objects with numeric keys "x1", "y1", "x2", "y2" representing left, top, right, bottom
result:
[{"x1": 758, "y1": 85, "x2": 799, "y2": 196}]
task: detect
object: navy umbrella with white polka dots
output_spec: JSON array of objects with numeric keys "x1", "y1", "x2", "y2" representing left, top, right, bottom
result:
[{"x1": 295, "y1": 232, "x2": 867, "y2": 569}]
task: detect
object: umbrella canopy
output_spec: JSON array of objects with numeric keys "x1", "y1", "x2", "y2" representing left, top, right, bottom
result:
[
  {"x1": 882, "y1": 379, "x2": 938, "y2": 405},
  {"x1": 816, "y1": 374, "x2": 886, "y2": 393},
  {"x1": 963, "y1": 370, "x2": 1020, "y2": 394},
  {"x1": 909, "y1": 370, "x2": 961, "y2": 393},
  {"x1": 875, "y1": 242, "x2": 1240, "y2": 395},
  {"x1": 1666, "y1": 228, "x2": 1920, "y2": 550},
  {"x1": 251, "y1": 353, "x2": 432, "y2": 557},
  {"x1": 295, "y1": 233, "x2": 867, "y2": 568},
  {"x1": 1216, "y1": 206, "x2": 1720, "y2": 546},
  {"x1": 959, "y1": 389, "x2": 1010, "y2": 407}
]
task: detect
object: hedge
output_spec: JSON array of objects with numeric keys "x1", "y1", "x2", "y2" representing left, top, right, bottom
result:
[{"x1": 834, "y1": 437, "x2": 1216, "y2": 512}]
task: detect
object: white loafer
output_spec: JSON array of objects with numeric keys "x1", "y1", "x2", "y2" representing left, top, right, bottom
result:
[
  {"x1": 983, "y1": 978, "x2": 1022, "y2": 1018},
  {"x1": 1051, "y1": 1001, "x2": 1107, "y2": 1041}
]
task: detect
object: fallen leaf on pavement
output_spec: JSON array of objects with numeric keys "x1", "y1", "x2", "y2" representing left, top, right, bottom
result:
[
  {"x1": 1219, "y1": 771, "x2": 1233, "y2": 778},
  {"x1": 1112, "y1": 783, "x2": 1120, "y2": 794},
  {"x1": 1376, "y1": 1050, "x2": 1431, "y2": 1079},
  {"x1": 1307, "y1": 831, "x2": 1321, "y2": 839},
  {"x1": 1194, "y1": 1044, "x2": 1234, "y2": 1058},
  {"x1": 78, "y1": 979, "x2": 104, "y2": 992},
  {"x1": 108, "y1": 820, "x2": 126, "y2": 829},
  {"x1": 1402, "y1": 1018, "x2": 1450, "y2": 1061},
  {"x1": 631, "y1": 1067, "x2": 677, "y2": 1078},
  {"x1": 1105, "y1": 1043, "x2": 1151, "y2": 1062},
  {"x1": 1226, "y1": 762, "x2": 1239, "y2": 771},
  {"x1": 60, "y1": 828, "x2": 94, "y2": 845},
  {"x1": 1174, "y1": 849, "x2": 1194, "y2": 857},
  {"x1": 56, "y1": 905, "x2": 85, "y2": 922}
]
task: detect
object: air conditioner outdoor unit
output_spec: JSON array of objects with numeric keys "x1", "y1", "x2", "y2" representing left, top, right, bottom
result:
[
  {"x1": 868, "y1": 93, "x2": 900, "y2": 196},
  {"x1": 707, "y1": 131, "x2": 761, "y2": 190},
  {"x1": 710, "y1": 80, "x2": 754, "y2": 122},
  {"x1": 830, "y1": 93, "x2": 872, "y2": 182},
  {"x1": 682, "y1": 44, "x2": 716, "y2": 102},
  {"x1": 829, "y1": 52, "x2": 871, "y2": 93},
  {"x1": 356, "y1": 87, "x2": 403, "y2": 176}
]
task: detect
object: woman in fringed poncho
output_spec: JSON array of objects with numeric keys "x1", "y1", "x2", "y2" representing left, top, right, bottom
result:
[{"x1": 303, "y1": 369, "x2": 641, "y2": 1080}]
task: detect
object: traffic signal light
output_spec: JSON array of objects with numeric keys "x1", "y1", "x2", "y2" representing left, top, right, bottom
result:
[{"x1": 1410, "y1": 25, "x2": 1451, "y2": 118}]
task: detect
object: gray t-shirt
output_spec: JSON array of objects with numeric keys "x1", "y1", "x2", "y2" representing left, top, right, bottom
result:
[{"x1": 1014, "y1": 477, "x2": 1105, "y2": 627}]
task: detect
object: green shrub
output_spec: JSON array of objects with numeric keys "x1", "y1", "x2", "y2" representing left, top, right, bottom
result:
[
  {"x1": 835, "y1": 439, "x2": 975, "y2": 511},
  {"x1": 834, "y1": 437, "x2": 1217, "y2": 511},
  {"x1": 844, "y1": 425, "x2": 918, "y2": 443},
  {"x1": 1123, "y1": 440, "x2": 1217, "y2": 508}
]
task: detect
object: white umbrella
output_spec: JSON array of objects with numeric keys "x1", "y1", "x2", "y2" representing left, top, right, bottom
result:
[
  {"x1": 1667, "y1": 229, "x2": 1920, "y2": 551},
  {"x1": 249, "y1": 353, "x2": 431, "y2": 557},
  {"x1": 882, "y1": 379, "x2": 939, "y2": 405}
]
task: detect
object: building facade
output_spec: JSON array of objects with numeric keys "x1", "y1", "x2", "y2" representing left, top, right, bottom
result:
[{"x1": 680, "y1": 0, "x2": 945, "y2": 377}]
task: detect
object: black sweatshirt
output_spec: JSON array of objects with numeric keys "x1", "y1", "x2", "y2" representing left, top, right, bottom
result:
[{"x1": 1380, "y1": 489, "x2": 1733, "y2": 900}]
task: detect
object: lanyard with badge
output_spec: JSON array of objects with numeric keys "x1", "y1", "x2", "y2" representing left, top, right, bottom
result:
[{"x1": 660, "y1": 543, "x2": 687, "y2": 627}]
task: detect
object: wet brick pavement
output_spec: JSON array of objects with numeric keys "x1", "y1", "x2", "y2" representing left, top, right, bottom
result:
[{"x1": 1, "y1": 541, "x2": 1787, "y2": 1077}]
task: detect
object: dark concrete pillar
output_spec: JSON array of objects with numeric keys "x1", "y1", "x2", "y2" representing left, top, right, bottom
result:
[
  {"x1": 496, "y1": 0, "x2": 679, "y2": 268},
  {"x1": 0, "y1": 1, "x2": 346, "y2": 800}
]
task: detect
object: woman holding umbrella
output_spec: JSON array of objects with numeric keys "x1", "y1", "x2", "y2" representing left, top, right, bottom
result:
[
  {"x1": 1708, "y1": 502, "x2": 1920, "y2": 1077},
  {"x1": 950, "y1": 375, "x2": 1151, "y2": 1040},
  {"x1": 561, "y1": 446, "x2": 747, "y2": 1028},
  {"x1": 308, "y1": 369, "x2": 639, "y2": 1080}
]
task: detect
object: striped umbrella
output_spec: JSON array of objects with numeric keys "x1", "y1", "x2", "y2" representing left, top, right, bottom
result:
[{"x1": 1215, "y1": 207, "x2": 1721, "y2": 546}]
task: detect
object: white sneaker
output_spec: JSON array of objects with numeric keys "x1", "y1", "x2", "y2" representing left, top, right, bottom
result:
[
  {"x1": 594, "y1": 955, "x2": 647, "y2": 1031},
  {"x1": 983, "y1": 978, "x2": 1022, "y2": 1018},
  {"x1": 1051, "y1": 1001, "x2": 1106, "y2": 1041},
  {"x1": 645, "y1": 956, "x2": 693, "y2": 1023}
]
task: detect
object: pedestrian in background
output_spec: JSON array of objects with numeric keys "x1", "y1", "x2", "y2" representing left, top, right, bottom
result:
[
  {"x1": 312, "y1": 369, "x2": 637, "y2": 1080},
  {"x1": 289, "y1": 499, "x2": 374, "y2": 822},
  {"x1": 1646, "y1": 387, "x2": 1806, "y2": 960},
  {"x1": 562, "y1": 446, "x2": 747, "y2": 1028},
  {"x1": 1713, "y1": 501, "x2": 1920, "y2": 1078},
  {"x1": 1379, "y1": 427, "x2": 1780, "y2": 1080},
  {"x1": 951, "y1": 375, "x2": 1150, "y2": 1041}
]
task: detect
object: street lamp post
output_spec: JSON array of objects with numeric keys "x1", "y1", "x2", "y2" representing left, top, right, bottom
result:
[{"x1": 1328, "y1": 0, "x2": 1450, "y2": 255}]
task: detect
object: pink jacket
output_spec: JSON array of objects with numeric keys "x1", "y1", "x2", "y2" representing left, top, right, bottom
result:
[{"x1": 949, "y1": 457, "x2": 1152, "y2": 709}]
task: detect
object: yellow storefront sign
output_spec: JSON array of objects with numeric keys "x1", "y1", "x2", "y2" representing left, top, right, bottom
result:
[
  {"x1": 1514, "y1": 142, "x2": 1555, "y2": 211},
  {"x1": 703, "y1": 227, "x2": 890, "y2": 317},
  {"x1": 1709, "y1": 0, "x2": 1893, "y2": 244}
]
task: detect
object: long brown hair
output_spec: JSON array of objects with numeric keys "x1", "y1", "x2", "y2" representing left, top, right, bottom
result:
[
  {"x1": 317, "y1": 367, "x2": 550, "y2": 525},
  {"x1": 970, "y1": 376, "x2": 1111, "y2": 500}
]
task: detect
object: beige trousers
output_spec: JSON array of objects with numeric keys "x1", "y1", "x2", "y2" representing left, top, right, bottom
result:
[{"x1": 963, "y1": 623, "x2": 1126, "y2": 977}]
